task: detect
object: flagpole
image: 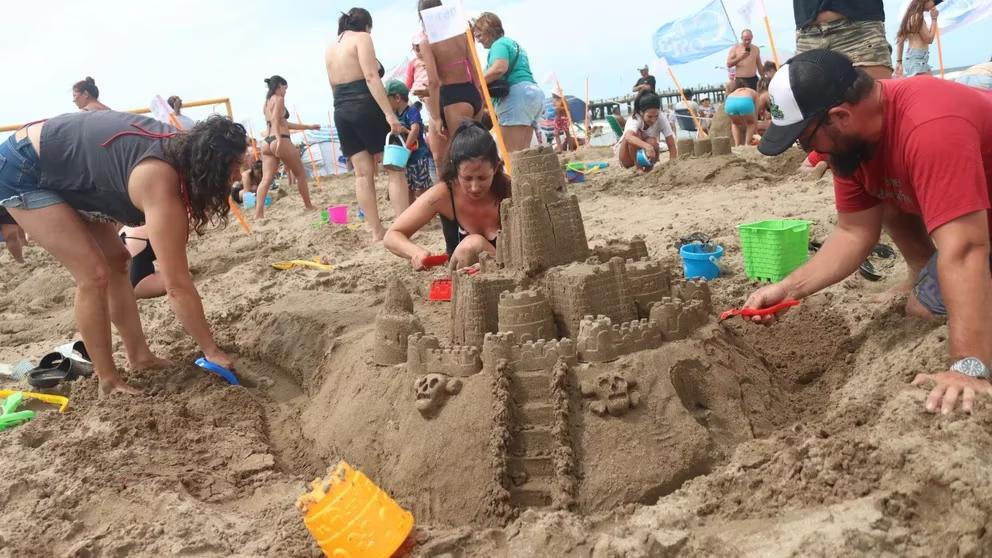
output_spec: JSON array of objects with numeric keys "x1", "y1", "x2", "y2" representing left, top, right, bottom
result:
[
  {"x1": 759, "y1": 0, "x2": 781, "y2": 68},
  {"x1": 465, "y1": 28, "x2": 513, "y2": 175},
  {"x1": 935, "y1": 20, "x2": 945, "y2": 79},
  {"x1": 718, "y1": 0, "x2": 738, "y2": 38},
  {"x1": 666, "y1": 67, "x2": 706, "y2": 137},
  {"x1": 555, "y1": 80, "x2": 579, "y2": 150}
]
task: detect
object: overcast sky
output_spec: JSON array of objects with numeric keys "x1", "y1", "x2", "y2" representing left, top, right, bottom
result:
[{"x1": 3, "y1": 0, "x2": 990, "y2": 136}]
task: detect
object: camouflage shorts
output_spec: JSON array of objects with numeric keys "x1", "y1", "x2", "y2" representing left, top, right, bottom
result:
[{"x1": 796, "y1": 19, "x2": 892, "y2": 70}]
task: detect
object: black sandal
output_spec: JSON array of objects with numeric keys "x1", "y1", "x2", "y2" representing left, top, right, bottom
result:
[
  {"x1": 26, "y1": 352, "x2": 94, "y2": 389},
  {"x1": 859, "y1": 243, "x2": 896, "y2": 281}
]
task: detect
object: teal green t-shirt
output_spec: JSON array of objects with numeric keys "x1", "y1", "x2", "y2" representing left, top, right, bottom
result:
[{"x1": 487, "y1": 37, "x2": 535, "y2": 86}]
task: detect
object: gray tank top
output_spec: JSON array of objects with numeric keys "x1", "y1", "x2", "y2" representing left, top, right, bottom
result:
[{"x1": 39, "y1": 110, "x2": 176, "y2": 226}]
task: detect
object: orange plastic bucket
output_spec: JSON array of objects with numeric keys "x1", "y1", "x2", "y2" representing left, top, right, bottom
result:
[{"x1": 298, "y1": 461, "x2": 414, "y2": 558}]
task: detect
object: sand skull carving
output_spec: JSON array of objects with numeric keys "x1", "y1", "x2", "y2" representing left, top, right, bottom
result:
[
  {"x1": 414, "y1": 374, "x2": 462, "y2": 417},
  {"x1": 581, "y1": 372, "x2": 640, "y2": 417}
]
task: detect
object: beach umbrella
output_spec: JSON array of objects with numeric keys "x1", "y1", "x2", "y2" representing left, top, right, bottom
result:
[{"x1": 542, "y1": 95, "x2": 587, "y2": 123}]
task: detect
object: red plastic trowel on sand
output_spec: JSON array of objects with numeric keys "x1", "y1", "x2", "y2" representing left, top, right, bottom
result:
[
  {"x1": 422, "y1": 254, "x2": 449, "y2": 268},
  {"x1": 719, "y1": 299, "x2": 801, "y2": 321}
]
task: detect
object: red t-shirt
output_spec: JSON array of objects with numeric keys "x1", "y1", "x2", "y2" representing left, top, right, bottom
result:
[{"x1": 834, "y1": 77, "x2": 992, "y2": 236}]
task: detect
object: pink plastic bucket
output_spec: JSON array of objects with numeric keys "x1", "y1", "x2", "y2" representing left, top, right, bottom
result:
[{"x1": 328, "y1": 204, "x2": 348, "y2": 224}]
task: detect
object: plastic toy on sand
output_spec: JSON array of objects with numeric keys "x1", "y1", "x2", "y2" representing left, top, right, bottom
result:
[
  {"x1": 428, "y1": 278, "x2": 452, "y2": 302},
  {"x1": 242, "y1": 192, "x2": 273, "y2": 209},
  {"x1": 679, "y1": 243, "x2": 724, "y2": 280},
  {"x1": 0, "y1": 389, "x2": 70, "y2": 413},
  {"x1": 0, "y1": 391, "x2": 35, "y2": 432},
  {"x1": 194, "y1": 357, "x2": 240, "y2": 385},
  {"x1": 328, "y1": 204, "x2": 349, "y2": 225},
  {"x1": 297, "y1": 461, "x2": 414, "y2": 558},
  {"x1": 422, "y1": 254, "x2": 449, "y2": 268},
  {"x1": 720, "y1": 299, "x2": 801, "y2": 321},
  {"x1": 635, "y1": 149, "x2": 652, "y2": 169}
]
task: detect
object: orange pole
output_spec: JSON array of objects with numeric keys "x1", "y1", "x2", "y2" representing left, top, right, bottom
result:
[
  {"x1": 228, "y1": 198, "x2": 252, "y2": 234},
  {"x1": 935, "y1": 21, "x2": 945, "y2": 79},
  {"x1": 295, "y1": 107, "x2": 321, "y2": 186},
  {"x1": 667, "y1": 67, "x2": 705, "y2": 137},
  {"x1": 465, "y1": 28, "x2": 513, "y2": 174},
  {"x1": 555, "y1": 80, "x2": 578, "y2": 150},
  {"x1": 246, "y1": 122, "x2": 261, "y2": 162},
  {"x1": 328, "y1": 110, "x2": 340, "y2": 175},
  {"x1": 759, "y1": 0, "x2": 780, "y2": 68}
]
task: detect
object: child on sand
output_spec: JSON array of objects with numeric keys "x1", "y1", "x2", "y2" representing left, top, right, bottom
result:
[
  {"x1": 386, "y1": 80, "x2": 433, "y2": 208},
  {"x1": 616, "y1": 91, "x2": 677, "y2": 169},
  {"x1": 551, "y1": 95, "x2": 577, "y2": 153},
  {"x1": 384, "y1": 121, "x2": 509, "y2": 269},
  {"x1": 895, "y1": 0, "x2": 939, "y2": 77}
]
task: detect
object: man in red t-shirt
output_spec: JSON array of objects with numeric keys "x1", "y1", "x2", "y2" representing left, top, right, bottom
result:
[{"x1": 749, "y1": 49, "x2": 992, "y2": 415}]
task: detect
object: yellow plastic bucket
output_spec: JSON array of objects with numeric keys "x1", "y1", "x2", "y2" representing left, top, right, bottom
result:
[{"x1": 298, "y1": 461, "x2": 414, "y2": 558}]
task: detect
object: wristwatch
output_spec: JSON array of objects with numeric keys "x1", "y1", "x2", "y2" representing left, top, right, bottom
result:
[{"x1": 950, "y1": 357, "x2": 990, "y2": 379}]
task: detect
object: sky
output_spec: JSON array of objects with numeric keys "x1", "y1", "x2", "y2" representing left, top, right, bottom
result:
[{"x1": 3, "y1": 0, "x2": 991, "y2": 136}]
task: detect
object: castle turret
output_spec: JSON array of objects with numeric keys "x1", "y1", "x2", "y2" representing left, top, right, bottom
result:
[
  {"x1": 497, "y1": 288, "x2": 557, "y2": 343},
  {"x1": 374, "y1": 278, "x2": 424, "y2": 366}
]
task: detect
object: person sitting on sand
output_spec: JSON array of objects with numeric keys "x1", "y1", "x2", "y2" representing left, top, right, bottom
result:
[
  {"x1": 120, "y1": 225, "x2": 165, "y2": 299},
  {"x1": 725, "y1": 87, "x2": 768, "y2": 147},
  {"x1": 749, "y1": 49, "x2": 992, "y2": 414},
  {"x1": 616, "y1": 90, "x2": 677, "y2": 169},
  {"x1": 0, "y1": 111, "x2": 245, "y2": 394},
  {"x1": 253, "y1": 75, "x2": 320, "y2": 219},
  {"x1": 72, "y1": 77, "x2": 110, "y2": 111},
  {"x1": 611, "y1": 106, "x2": 626, "y2": 130},
  {"x1": 385, "y1": 121, "x2": 510, "y2": 269}
]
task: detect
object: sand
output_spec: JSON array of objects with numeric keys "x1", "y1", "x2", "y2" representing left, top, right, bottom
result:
[{"x1": 1, "y1": 143, "x2": 990, "y2": 557}]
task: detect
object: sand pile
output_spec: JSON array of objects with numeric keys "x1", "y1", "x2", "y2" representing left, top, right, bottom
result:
[{"x1": 1, "y1": 143, "x2": 989, "y2": 557}]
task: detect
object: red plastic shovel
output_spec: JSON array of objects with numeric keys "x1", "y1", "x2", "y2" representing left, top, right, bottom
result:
[
  {"x1": 719, "y1": 299, "x2": 801, "y2": 321},
  {"x1": 422, "y1": 254, "x2": 449, "y2": 268}
]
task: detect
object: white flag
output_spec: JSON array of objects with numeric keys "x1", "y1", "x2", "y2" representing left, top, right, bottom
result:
[
  {"x1": 420, "y1": 1, "x2": 468, "y2": 43},
  {"x1": 148, "y1": 95, "x2": 178, "y2": 127},
  {"x1": 738, "y1": 0, "x2": 762, "y2": 25}
]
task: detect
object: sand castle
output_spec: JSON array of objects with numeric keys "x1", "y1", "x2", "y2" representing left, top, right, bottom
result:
[
  {"x1": 677, "y1": 136, "x2": 733, "y2": 159},
  {"x1": 369, "y1": 145, "x2": 715, "y2": 514}
]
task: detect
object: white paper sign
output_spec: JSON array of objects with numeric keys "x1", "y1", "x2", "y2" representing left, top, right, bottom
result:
[{"x1": 420, "y1": 1, "x2": 468, "y2": 43}]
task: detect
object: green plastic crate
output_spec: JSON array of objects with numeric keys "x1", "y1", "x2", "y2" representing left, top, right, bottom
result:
[{"x1": 738, "y1": 219, "x2": 811, "y2": 282}]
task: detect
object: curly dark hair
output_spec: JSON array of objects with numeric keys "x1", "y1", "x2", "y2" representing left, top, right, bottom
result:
[{"x1": 162, "y1": 116, "x2": 247, "y2": 234}]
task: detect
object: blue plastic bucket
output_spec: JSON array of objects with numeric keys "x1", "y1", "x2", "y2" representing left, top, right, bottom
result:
[
  {"x1": 383, "y1": 133, "x2": 411, "y2": 170},
  {"x1": 636, "y1": 149, "x2": 652, "y2": 168},
  {"x1": 680, "y1": 243, "x2": 724, "y2": 280}
]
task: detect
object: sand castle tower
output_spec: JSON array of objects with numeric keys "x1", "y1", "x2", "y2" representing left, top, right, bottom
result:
[
  {"x1": 374, "y1": 278, "x2": 424, "y2": 366},
  {"x1": 497, "y1": 288, "x2": 558, "y2": 342},
  {"x1": 544, "y1": 257, "x2": 636, "y2": 337},
  {"x1": 496, "y1": 147, "x2": 590, "y2": 273},
  {"x1": 450, "y1": 262, "x2": 516, "y2": 348}
]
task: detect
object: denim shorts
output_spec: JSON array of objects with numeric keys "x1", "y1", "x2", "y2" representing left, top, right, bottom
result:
[
  {"x1": 495, "y1": 81, "x2": 545, "y2": 127},
  {"x1": 904, "y1": 47, "x2": 931, "y2": 77},
  {"x1": 912, "y1": 252, "x2": 992, "y2": 316},
  {"x1": 0, "y1": 134, "x2": 63, "y2": 210}
]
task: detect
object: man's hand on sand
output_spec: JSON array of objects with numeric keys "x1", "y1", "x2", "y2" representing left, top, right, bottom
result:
[
  {"x1": 742, "y1": 283, "x2": 793, "y2": 326},
  {"x1": 912, "y1": 371, "x2": 992, "y2": 414}
]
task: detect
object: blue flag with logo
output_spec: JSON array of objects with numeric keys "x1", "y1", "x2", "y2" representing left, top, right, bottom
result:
[{"x1": 652, "y1": 0, "x2": 738, "y2": 65}]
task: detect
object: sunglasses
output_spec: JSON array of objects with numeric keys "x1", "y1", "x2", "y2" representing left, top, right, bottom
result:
[{"x1": 798, "y1": 112, "x2": 828, "y2": 152}]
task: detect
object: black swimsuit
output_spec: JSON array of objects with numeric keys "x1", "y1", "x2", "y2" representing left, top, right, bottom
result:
[
  {"x1": 120, "y1": 233, "x2": 156, "y2": 287},
  {"x1": 439, "y1": 186, "x2": 499, "y2": 257}
]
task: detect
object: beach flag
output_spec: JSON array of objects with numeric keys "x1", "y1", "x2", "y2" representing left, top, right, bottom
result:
[
  {"x1": 904, "y1": 0, "x2": 992, "y2": 33},
  {"x1": 652, "y1": 0, "x2": 738, "y2": 65},
  {"x1": 420, "y1": 0, "x2": 468, "y2": 43}
]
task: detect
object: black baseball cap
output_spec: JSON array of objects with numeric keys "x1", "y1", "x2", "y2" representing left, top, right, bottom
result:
[{"x1": 758, "y1": 49, "x2": 859, "y2": 156}]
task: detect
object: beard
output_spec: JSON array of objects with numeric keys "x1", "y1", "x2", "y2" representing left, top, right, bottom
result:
[{"x1": 827, "y1": 134, "x2": 878, "y2": 178}]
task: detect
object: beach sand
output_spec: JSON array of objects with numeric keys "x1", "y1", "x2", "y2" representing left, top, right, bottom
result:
[{"x1": 1, "y1": 144, "x2": 989, "y2": 557}]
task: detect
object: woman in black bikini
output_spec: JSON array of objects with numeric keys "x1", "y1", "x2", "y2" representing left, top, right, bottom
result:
[
  {"x1": 385, "y1": 121, "x2": 509, "y2": 269},
  {"x1": 417, "y1": 0, "x2": 484, "y2": 168},
  {"x1": 325, "y1": 8, "x2": 403, "y2": 241},
  {"x1": 254, "y1": 75, "x2": 320, "y2": 219}
]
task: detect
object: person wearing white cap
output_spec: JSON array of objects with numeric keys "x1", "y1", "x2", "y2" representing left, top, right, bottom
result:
[
  {"x1": 632, "y1": 65, "x2": 656, "y2": 93},
  {"x1": 744, "y1": 49, "x2": 992, "y2": 415}
]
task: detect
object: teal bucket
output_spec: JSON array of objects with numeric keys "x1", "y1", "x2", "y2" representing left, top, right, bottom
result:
[
  {"x1": 680, "y1": 243, "x2": 724, "y2": 280},
  {"x1": 383, "y1": 133, "x2": 411, "y2": 171}
]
